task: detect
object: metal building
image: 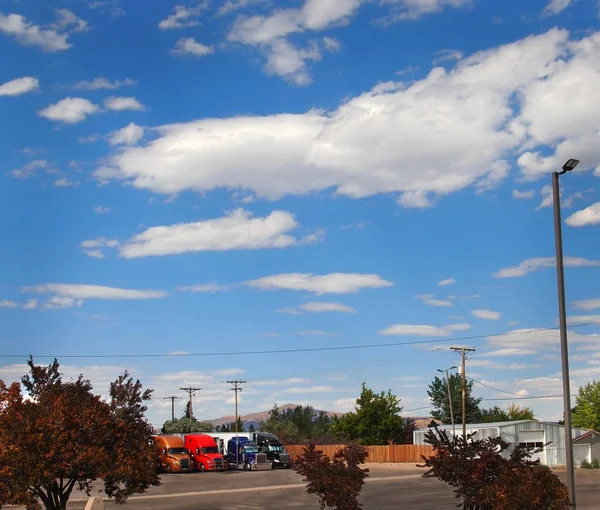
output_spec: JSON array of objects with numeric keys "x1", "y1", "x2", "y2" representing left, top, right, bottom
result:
[{"x1": 413, "y1": 420, "x2": 593, "y2": 466}]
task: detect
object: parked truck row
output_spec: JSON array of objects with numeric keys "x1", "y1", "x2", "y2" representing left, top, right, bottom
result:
[{"x1": 153, "y1": 431, "x2": 292, "y2": 473}]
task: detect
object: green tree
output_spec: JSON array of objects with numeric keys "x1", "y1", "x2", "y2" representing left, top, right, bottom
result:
[
  {"x1": 330, "y1": 383, "x2": 406, "y2": 445},
  {"x1": 161, "y1": 417, "x2": 213, "y2": 434},
  {"x1": 218, "y1": 416, "x2": 245, "y2": 433},
  {"x1": 481, "y1": 406, "x2": 509, "y2": 423},
  {"x1": 248, "y1": 423, "x2": 256, "y2": 432},
  {"x1": 572, "y1": 380, "x2": 600, "y2": 431},
  {"x1": 260, "y1": 404, "x2": 331, "y2": 442},
  {"x1": 183, "y1": 400, "x2": 193, "y2": 420},
  {"x1": 507, "y1": 403, "x2": 535, "y2": 421},
  {"x1": 427, "y1": 374, "x2": 482, "y2": 424}
]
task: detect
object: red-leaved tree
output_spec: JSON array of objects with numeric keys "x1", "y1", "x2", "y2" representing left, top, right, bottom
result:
[
  {"x1": 420, "y1": 427, "x2": 570, "y2": 510},
  {"x1": 293, "y1": 443, "x2": 369, "y2": 510},
  {"x1": 0, "y1": 357, "x2": 160, "y2": 510}
]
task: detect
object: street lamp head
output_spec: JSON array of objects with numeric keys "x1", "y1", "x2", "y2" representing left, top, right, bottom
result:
[{"x1": 562, "y1": 159, "x2": 579, "y2": 172}]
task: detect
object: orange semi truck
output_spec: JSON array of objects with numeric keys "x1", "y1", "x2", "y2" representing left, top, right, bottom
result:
[
  {"x1": 153, "y1": 435, "x2": 193, "y2": 473},
  {"x1": 183, "y1": 433, "x2": 227, "y2": 471}
]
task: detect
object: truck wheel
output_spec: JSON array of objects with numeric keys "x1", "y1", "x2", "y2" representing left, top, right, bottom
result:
[
  {"x1": 166, "y1": 464, "x2": 172, "y2": 473},
  {"x1": 199, "y1": 464, "x2": 205, "y2": 472},
  {"x1": 244, "y1": 462, "x2": 250, "y2": 471}
]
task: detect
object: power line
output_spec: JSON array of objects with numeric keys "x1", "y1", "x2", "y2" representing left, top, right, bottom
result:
[
  {"x1": 3, "y1": 321, "x2": 599, "y2": 360},
  {"x1": 468, "y1": 377, "x2": 526, "y2": 397}
]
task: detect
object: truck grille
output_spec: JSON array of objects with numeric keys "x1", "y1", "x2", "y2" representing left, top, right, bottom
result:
[
  {"x1": 179, "y1": 459, "x2": 190, "y2": 469},
  {"x1": 213, "y1": 458, "x2": 224, "y2": 469},
  {"x1": 256, "y1": 453, "x2": 267, "y2": 464},
  {"x1": 279, "y1": 453, "x2": 290, "y2": 464}
]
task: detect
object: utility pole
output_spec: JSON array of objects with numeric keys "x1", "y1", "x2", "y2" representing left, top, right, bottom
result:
[
  {"x1": 163, "y1": 395, "x2": 181, "y2": 422},
  {"x1": 437, "y1": 366, "x2": 457, "y2": 436},
  {"x1": 450, "y1": 347, "x2": 475, "y2": 438},
  {"x1": 552, "y1": 158, "x2": 580, "y2": 509},
  {"x1": 179, "y1": 386, "x2": 202, "y2": 420},
  {"x1": 227, "y1": 380, "x2": 246, "y2": 467}
]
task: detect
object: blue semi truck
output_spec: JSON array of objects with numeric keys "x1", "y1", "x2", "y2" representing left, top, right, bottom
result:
[{"x1": 225, "y1": 437, "x2": 271, "y2": 471}]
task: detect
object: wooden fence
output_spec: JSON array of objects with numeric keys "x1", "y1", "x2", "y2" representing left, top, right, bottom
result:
[{"x1": 286, "y1": 444, "x2": 433, "y2": 464}]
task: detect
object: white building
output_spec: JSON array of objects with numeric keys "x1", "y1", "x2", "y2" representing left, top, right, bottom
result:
[{"x1": 413, "y1": 420, "x2": 596, "y2": 467}]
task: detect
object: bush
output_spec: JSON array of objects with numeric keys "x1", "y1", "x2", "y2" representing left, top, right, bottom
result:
[
  {"x1": 420, "y1": 427, "x2": 570, "y2": 510},
  {"x1": 581, "y1": 458, "x2": 600, "y2": 469},
  {"x1": 293, "y1": 443, "x2": 369, "y2": 510}
]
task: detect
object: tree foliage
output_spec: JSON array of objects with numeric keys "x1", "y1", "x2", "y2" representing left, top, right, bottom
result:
[
  {"x1": 293, "y1": 444, "x2": 369, "y2": 510},
  {"x1": 260, "y1": 404, "x2": 332, "y2": 443},
  {"x1": 217, "y1": 416, "x2": 245, "y2": 433},
  {"x1": 161, "y1": 417, "x2": 214, "y2": 434},
  {"x1": 572, "y1": 380, "x2": 600, "y2": 431},
  {"x1": 0, "y1": 357, "x2": 160, "y2": 510},
  {"x1": 420, "y1": 427, "x2": 570, "y2": 509},
  {"x1": 480, "y1": 404, "x2": 535, "y2": 423},
  {"x1": 428, "y1": 374, "x2": 482, "y2": 424},
  {"x1": 330, "y1": 383, "x2": 407, "y2": 445}
]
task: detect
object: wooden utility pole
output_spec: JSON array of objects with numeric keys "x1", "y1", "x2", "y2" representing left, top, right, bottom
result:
[
  {"x1": 179, "y1": 386, "x2": 202, "y2": 420},
  {"x1": 450, "y1": 347, "x2": 475, "y2": 438},
  {"x1": 226, "y1": 380, "x2": 246, "y2": 433},
  {"x1": 163, "y1": 395, "x2": 181, "y2": 421}
]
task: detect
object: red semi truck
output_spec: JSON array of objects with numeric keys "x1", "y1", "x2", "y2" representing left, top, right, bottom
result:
[{"x1": 183, "y1": 433, "x2": 227, "y2": 472}]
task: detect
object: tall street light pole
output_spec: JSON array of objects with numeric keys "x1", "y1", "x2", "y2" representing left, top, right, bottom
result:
[
  {"x1": 437, "y1": 366, "x2": 457, "y2": 437},
  {"x1": 553, "y1": 158, "x2": 579, "y2": 509}
]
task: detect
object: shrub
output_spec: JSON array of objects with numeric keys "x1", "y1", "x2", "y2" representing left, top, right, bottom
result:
[
  {"x1": 581, "y1": 458, "x2": 600, "y2": 469},
  {"x1": 293, "y1": 443, "x2": 369, "y2": 510}
]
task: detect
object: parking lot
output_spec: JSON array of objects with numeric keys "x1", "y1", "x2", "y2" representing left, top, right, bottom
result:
[{"x1": 23, "y1": 466, "x2": 598, "y2": 509}]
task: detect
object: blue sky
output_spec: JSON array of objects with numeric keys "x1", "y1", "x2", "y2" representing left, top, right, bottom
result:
[{"x1": 1, "y1": 0, "x2": 600, "y2": 428}]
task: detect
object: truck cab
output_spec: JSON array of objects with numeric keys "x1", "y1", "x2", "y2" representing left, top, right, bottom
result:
[
  {"x1": 226, "y1": 437, "x2": 271, "y2": 471},
  {"x1": 184, "y1": 433, "x2": 227, "y2": 472},
  {"x1": 153, "y1": 435, "x2": 193, "y2": 473},
  {"x1": 251, "y1": 432, "x2": 292, "y2": 468}
]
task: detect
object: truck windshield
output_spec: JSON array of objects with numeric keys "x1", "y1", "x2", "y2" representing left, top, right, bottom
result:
[
  {"x1": 242, "y1": 446, "x2": 259, "y2": 453},
  {"x1": 202, "y1": 447, "x2": 219, "y2": 454},
  {"x1": 265, "y1": 445, "x2": 284, "y2": 452},
  {"x1": 167, "y1": 447, "x2": 187, "y2": 455}
]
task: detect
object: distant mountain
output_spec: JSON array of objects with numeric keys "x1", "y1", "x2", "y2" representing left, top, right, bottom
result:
[{"x1": 208, "y1": 404, "x2": 434, "y2": 430}]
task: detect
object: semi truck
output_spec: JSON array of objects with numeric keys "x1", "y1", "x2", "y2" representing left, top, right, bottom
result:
[
  {"x1": 153, "y1": 435, "x2": 193, "y2": 473},
  {"x1": 225, "y1": 436, "x2": 271, "y2": 471},
  {"x1": 249, "y1": 432, "x2": 292, "y2": 468},
  {"x1": 176, "y1": 433, "x2": 227, "y2": 472}
]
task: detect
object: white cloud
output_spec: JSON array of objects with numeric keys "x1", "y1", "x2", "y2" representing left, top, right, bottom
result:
[
  {"x1": 297, "y1": 302, "x2": 357, "y2": 313},
  {"x1": 94, "y1": 206, "x2": 111, "y2": 214},
  {"x1": 118, "y1": 209, "x2": 319, "y2": 258},
  {"x1": 104, "y1": 96, "x2": 145, "y2": 111},
  {"x1": 469, "y1": 359, "x2": 541, "y2": 370},
  {"x1": 438, "y1": 278, "x2": 456, "y2": 286},
  {"x1": 109, "y1": 123, "x2": 144, "y2": 146},
  {"x1": 9, "y1": 159, "x2": 47, "y2": 179},
  {"x1": 573, "y1": 299, "x2": 600, "y2": 311},
  {"x1": 83, "y1": 249, "x2": 105, "y2": 259},
  {"x1": 80, "y1": 238, "x2": 119, "y2": 249},
  {"x1": 379, "y1": 323, "x2": 471, "y2": 336},
  {"x1": 54, "y1": 178, "x2": 76, "y2": 187},
  {"x1": 88, "y1": 0, "x2": 125, "y2": 18},
  {"x1": 512, "y1": 189, "x2": 535, "y2": 199},
  {"x1": 417, "y1": 294, "x2": 453, "y2": 307},
  {"x1": 21, "y1": 299, "x2": 37, "y2": 310},
  {"x1": 96, "y1": 29, "x2": 589, "y2": 203},
  {"x1": 214, "y1": 368, "x2": 244, "y2": 376},
  {"x1": 176, "y1": 283, "x2": 230, "y2": 292},
  {"x1": 218, "y1": 0, "x2": 266, "y2": 15},
  {"x1": 0, "y1": 76, "x2": 39, "y2": 96},
  {"x1": 472, "y1": 309, "x2": 501, "y2": 320},
  {"x1": 536, "y1": 185, "x2": 553, "y2": 211},
  {"x1": 79, "y1": 135, "x2": 98, "y2": 144},
  {"x1": 322, "y1": 36, "x2": 341, "y2": 52},
  {"x1": 284, "y1": 386, "x2": 336, "y2": 394},
  {"x1": 38, "y1": 97, "x2": 99, "y2": 124},
  {"x1": 51, "y1": 9, "x2": 89, "y2": 34},
  {"x1": 433, "y1": 49, "x2": 463, "y2": 64},
  {"x1": 0, "y1": 13, "x2": 71, "y2": 52},
  {"x1": 543, "y1": 0, "x2": 572, "y2": 15},
  {"x1": 74, "y1": 77, "x2": 136, "y2": 90},
  {"x1": 245, "y1": 272, "x2": 392, "y2": 294},
  {"x1": 170, "y1": 37, "x2": 213, "y2": 57},
  {"x1": 159, "y1": 4, "x2": 205, "y2": 29},
  {"x1": 566, "y1": 315, "x2": 600, "y2": 325},
  {"x1": 276, "y1": 308, "x2": 305, "y2": 315},
  {"x1": 23, "y1": 283, "x2": 167, "y2": 309},
  {"x1": 566, "y1": 202, "x2": 600, "y2": 227},
  {"x1": 381, "y1": 0, "x2": 472, "y2": 22},
  {"x1": 484, "y1": 348, "x2": 537, "y2": 357},
  {"x1": 341, "y1": 221, "x2": 368, "y2": 230},
  {"x1": 486, "y1": 328, "x2": 600, "y2": 350},
  {"x1": 293, "y1": 330, "x2": 338, "y2": 336},
  {"x1": 493, "y1": 256, "x2": 600, "y2": 278},
  {"x1": 0, "y1": 300, "x2": 18, "y2": 308}
]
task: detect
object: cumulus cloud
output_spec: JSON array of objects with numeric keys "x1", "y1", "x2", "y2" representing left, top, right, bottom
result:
[
  {"x1": 484, "y1": 348, "x2": 537, "y2": 357},
  {"x1": 297, "y1": 302, "x2": 357, "y2": 313},
  {"x1": 9, "y1": 159, "x2": 48, "y2": 179},
  {"x1": 159, "y1": 4, "x2": 205, "y2": 29},
  {"x1": 573, "y1": 299, "x2": 600, "y2": 311},
  {"x1": 0, "y1": 76, "x2": 39, "y2": 96},
  {"x1": 566, "y1": 315, "x2": 600, "y2": 325},
  {"x1": 512, "y1": 189, "x2": 535, "y2": 199},
  {"x1": 472, "y1": 309, "x2": 501, "y2": 320},
  {"x1": 109, "y1": 123, "x2": 144, "y2": 146},
  {"x1": 417, "y1": 294, "x2": 453, "y2": 307},
  {"x1": 22, "y1": 283, "x2": 167, "y2": 309},
  {"x1": 493, "y1": 256, "x2": 600, "y2": 278},
  {"x1": 74, "y1": 77, "x2": 136, "y2": 90},
  {"x1": 38, "y1": 97, "x2": 99, "y2": 124},
  {"x1": 438, "y1": 278, "x2": 456, "y2": 286},
  {"x1": 433, "y1": 49, "x2": 463, "y2": 64},
  {"x1": 566, "y1": 202, "x2": 600, "y2": 227},
  {"x1": 21, "y1": 299, "x2": 38, "y2": 310},
  {"x1": 118, "y1": 209, "x2": 320, "y2": 258},
  {"x1": 486, "y1": 328, "x2": 600, "y2": 351},
  {"x1": 543, "y1": 0, "x2": 572, "y2": 15},
  {"x1": 0, "y1": 300, "x2": 18, "y2": 308},
  {"x1": 379, "y1": 323, "x2": 471, "y2": 336},
  {"x1": 176, "y1": 283, "x2": 231, "y2": 292},
  {"x1": 95, "y1": 29, "x2": 600, "y2": 205},
  {"x1": 245, "y1": 273, "x2": 393, "y2": 294},
  {"x1": 170, "y1": 37, "x2": 214, "y2": 57},
  {"x1": 53, "y1": 178, "x2": 76, "y2": 187},
  {"x1": 103, "y1": 96, "x2": 145, "y2": 111},
  {"x1": 94, "y1": 206, "x2": 111, "y2": 214}
]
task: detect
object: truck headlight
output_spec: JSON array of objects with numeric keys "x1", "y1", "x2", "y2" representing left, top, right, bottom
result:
[{"x1": 273, "y1": 459, "x2": 280, "y2": 462}]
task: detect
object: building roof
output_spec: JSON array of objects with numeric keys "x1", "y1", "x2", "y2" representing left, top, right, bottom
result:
[
  {"x1": 417, "y1": 420, "x2": 545, "y2": 431},
  {"x1": 573, "y1": 430, "x2": 600, "y2": 442}
]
